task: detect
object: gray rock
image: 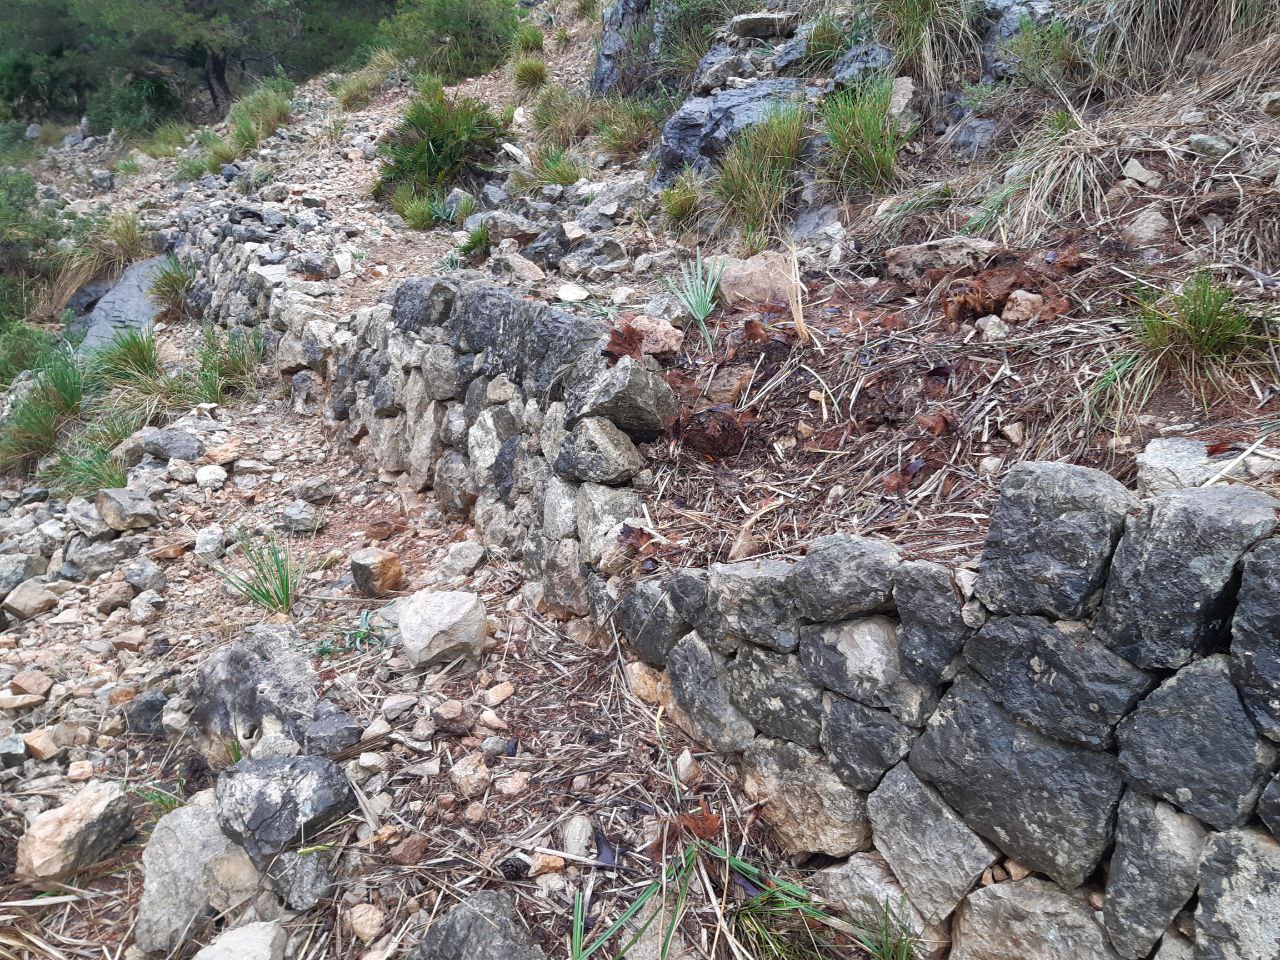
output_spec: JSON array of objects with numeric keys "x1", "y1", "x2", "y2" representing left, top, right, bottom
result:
[
  {"x1": 1194, "y1": 827, "x2": 1280, "y2": 960},
  {"x1": 709, "y1": 559, "x2": 799, "y2": 653},
  {"x1": 541, "y1": 538, "x2": 590, "y2": 617},
  {"x1": 280, "y1": 498, "x2": 325, "y2": 533},
  {"x1": 1231, "y1": 538, "x2": 1280, "y2": 740},
  {"x1": 740, "y1": 737, "x2": 871, "y2": 857},
  {"x1": 894, "y1": 559, "x2": 968, "y2": 685},
  {"x1": 215, "y1": 755, "x2": 356, "y2": 865},
  {"x1": 1154, "y1": 933, "x2": 1195, "y2": 960},
  {"x1": 951, "y1": 878, "x2": 1123, "y2": 960},
  {"x1": 617, "y1": 579, "x2": 689, "y2": 666},
  {"x1": 77, "y1": 256, "x2": 166, "y2": 353},
  {"x1": 267, "y1": 851, "x2": 335, "y2": 909},
  {"x1": 65, "y1": 496, "x2": 113, "y2": 541},
  {"x1": 868, "y1": 763, "x2": 997, "y2": 924},
  {"x1": 434, "y1": 450, "x2": 478, "y2": 518},
  {"x1": 568, "y1": 357, "x2": 678, "y2": 437},
  {"x1": 965, "y1": 616, "x2": 1154, "y2": 748},
  {"x1": 96, "y1": 487, "x2": 160, "y2": 531},
  {"x1": 410, "y1": 890, "x2": 547, "y2": 960},
  {"x1": 554, "y1": 416, "x2": 645, "y2": 484},
  {"x1": 726, "y1": 645, "x2": 823, "y2": 748},
  {"x1": 194, "y1": 922, "x2": 285, "y2": 960},
  {"x1": 1097, "y1": 486, "x2": 1278, "y2": 669},
  {"x1": 1261, "y1": 773, "x2": 1280, "y2": 839},
  {"x1": 786, "y1": 534, "x2": 899, "y2": 623},
  {"x1": 1117, "y1": 656, "x2": 1277, "y2": 830},
  {"x1": 576, "y1": 482, "x2": 643, "y2": 565},
  {"x1": 729, "y1": 11, "x2": 797, "y2": 38},
  {"x1": 975, "y1": 462, "x2": 1135, "y2": 619},
  {"x1": 1103, "y1": 791, "x2": 1208, "y2": 960},
  {"x1": 1136, "y1": 437, "x2": 1213, "y2": 497},
  {"x1": 832, "y1": 43, "x2": 895, "y2": 85},
  {"x1": 61, "y1": 534, "x2": 142, "y2": 579},
  {"x1": 304, "y1": 702, "x2": 360, "y2": 756},
  {"x1": 540, "y1": 474, "x2": 579, "y2": 540},
  {"x1": 948, "y1": 117, "x2": 1001, "y2": 158},
  {"x1": 909, "y1": 674, "x2": 1123, "y2": 889},
  {"x1": 821, "y1": 694, "x2": 918, "y2": 790},
  {"x1": 396, "y1": 589, "x2": 487, "y2": 668},
  {"x1": 126, "y1": 689, "x2": 168, "y2": 736},
  {"x1": 140, "y1": 426, "x2": 205, "y2": 462},
  {"x1": 123, "y1": 555, "x2": 165, "y2": 593},
  {"x1": 0, "y1": 553, "x2": 46, "y2": 595},
  {"x1": 666, "y1": 634, "x2": 756, "y2": 753},
  {"x1": 800, "y1": 616, "x2": 936, "y2": 726},
  {"x1": 0, "y1": 733, "x2": 25, "y2": 767},
  {"x1": 814, "y1": 853, "x2": 950, "y2": 960}
]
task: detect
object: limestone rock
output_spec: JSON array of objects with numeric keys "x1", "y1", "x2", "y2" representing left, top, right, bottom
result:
[
  {"x1": 1194, "y1": 827, "x2": 1280, "y2": 960},
  {"x1": 1117, "y1": 656, "x2": 1277, "y2": 830},
  {"x1": 0, "y1": 553, "x2": 46, "y2": 595},
  {"x1": 1231, "y1": 538, "x2": 1280, "y2": 740},
  {"x1": 726, "y1": 644, "x2": 823, "y2": 748},
  {"x1": 411, "y1": 890, "x2": 547, "y2": 960},
  {"x1": 867, "y1": 763, "x2": 997, "y2": 923},
  {"x1": 1103, "y1": 791, "x2": 1208, "y2": 959},
  {"x1": 576, "y1": 482, "x2": 643, "y2": 565},
  {"x1": 707, "y1": 559, "x2": 799, "y2": 653},
  {"x1": 3, "y1": 579, "x2": 57, "y2": 619},
  {"x1": 909, "y1": 675, "x2": 1123, "y2": 889},
  {"x1": 1260, "y1": 773, "x2": 1280, "y2": 839},
  {"x1": 16, "y1": 781, "x2": 132, "y2": 888},
  {"x1": 787, "y1": 534, "x2": 899, "y2": 623},
  {"x1": 821, "y1": 694, "x2": 917, "y2": 790},
  {"x1": 1136, "y1": 438, "x2": 1213, "y2": 497},
  {"x1": 975, "y1": 462, "x2": 1135, "y2": 619},
  {"x1": 893, "y1": 559, "x2": 968, "y2": 685},
  {"x1": 280, "y1": 498, "x2": 325, "y2": 533},
  {"x1": 951, "y1": 878, "x2": 1122, "y2": 960},
  {"x1": 814, "y1": 852, "x2": 949, "y2": 960},
  {"x1": 617, "y1": 579, "x2": 689, "y2": 666},
  {"x1": 96, "y1": 487, "x2": 160, "y2": 531},
  {"x1": 800, "y1": 616, "x2": 935, "y2": 726},
  {"x1": 350, "y1": 547, "x2": 404, "y2": 597},
  {"x1": 568, "y1": 356, "x2": 678, "y2": 436},
  {"x1": 1097, "y1": 486, "x2": 1278, "y2": 669},
  {"x1": 665, "y1": 634, "x2": 756, "y2": 753},
  {"x1": 740, "y1": 737, "x2": 871, "y2": 857},
  {"x1": 193, "y1": 922, "x2": 286, "y2": 960},
  {"x1": 554, "y1": 416, "x2": 645, "y2": 484},
  {"x1": 397, "y1": 590, "x2": 487, "y2": 667},
  {"x1": 884, "y1": 237, "x2": 998, "y2": 281},
  {"x1": 716, "y1": 250, "x2": 803, "y2": 307}
]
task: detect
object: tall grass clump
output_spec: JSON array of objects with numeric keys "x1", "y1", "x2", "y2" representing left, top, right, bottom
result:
[
  {"x1": 596, "y1": 98, "x2": 663, "y2": 156},
  {"x1": 513, "y1": 57, "x2": 551, "y2": 96},
  {"x1": 821, "y1": 76, "x2": 913, "y2": 193},
  {"x1": 41, "y1": 210, "x2": 150, "y2": 319},
  {"x1": 512, "y1": 23, "x2": 545, "y2": 53},
  {"x1": 531, "y1": 85, "x2": 599, "y2": 146},
  {"x1": 138, "y1": 121, "x2": 190, "y2": 158},
  {"x1": 1133, "y1": 270, "x2": 1258, "y2": 366},
  {"x1": 865, "y1": 0, "x2": 979, "y2": 105},
  {"x1": 804, "y1": 12, "x2": 861, "y2": 73},
  {"x1": 0, "y1": 348, "x2": 83, "y2": 469},
  {"x1": 382, "y1": 0, "x2": 521, "y2": 83},
  {"x1": 375, "y1": 87, "x2": 508, "y2": 197},
  {"x1": 657, "y1": 0, "x2": 756, "y2": 83},
  {"x1": 712, "y1": 104, "x2": 807, "y2": 242},
  {"x1": 390, "y1": 183, "x2": 452, "y2": 229},
  {"x1": 335, "y1": 49, "x2": 403, "y2": 110},
  {"x1": 529, "y1": 145, "x2": 588, "y2": 186},
  {"x1": 149, "y1": 254, "x2": 196, "y2": 319},
  {"x1": 217, "y1": 533, "x2": 306, "y2": 612},
  {"x1": 193, "y1": 327, "x2": 262, "y2": 404},
  {"x1": 661, "y1": 168, "x2": 706, "y2": 227},
  {"x1": 1002, "y1": 16, "x2": 1091, "y2": 93}
]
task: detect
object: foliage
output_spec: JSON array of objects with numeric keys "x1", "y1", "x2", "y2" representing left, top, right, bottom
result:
[
  {"x1": 528, "y1": 145, "x2": 587, "y2": 187},
  {"x1": 217, "y1": 532, "x2": 306, "y2": 612},
  {"x1": 381, "y1": 0, "x2": 521, "y2": 83},
  {"x1": 192, "y1": 326, "x2": 262, "y2": 404},
  {"x1": 1002, "y1": 16, "x2": 1090, "y2": 92},
  {"x1": 85, "y1": 72, "x2": 181, "y2": 139},
  {"x1": 531, "y1": 85, "x2": 598, "y2": 146},
  {"x1": 1133, "y1": 270, "x2": 1257, "y2": 361},
  {"x1": 375, "y1": 88, "x2": 507, "y2": 195},
  {"x1": 149, "y1": 254, "x2": 196, "y2": 319},
  {"x1": 656, "y1": 0, "x2": 755, "y2": 84},
  {"x1": 864, "y1": 0, "x2": 979, "y2": 105},
  {"x1": 660, "y1": 167, "x2": 705, "y2": 227},
  {"x1": 804, "y1": 12, "x2": 861, "y2": 73},
  {"x1": 391, "y1": 183, "x2": 452, "y2": 229},
  {"x1": 512, "y1": 23, "x2": 544, "y2": 53},
  {"x1": 596, "y1": 97, "x2": 662, "y2": 156},
  {"x1": 712, "y1": 104, "x2": 807, "y2": 241},
  {"x1": 512, "y1": 57, "x2": 550, "y2": 96},
  {"x1": 334, "y1": 49, "x2": 401, "y2": 110},
  {"x1": 665, "y1": 249, "x2": 723, "y2": 351},
  {"x1": 41, "y1": 444, "x2": 126, "y2": 495},
  {"x1": 460, "y1": 223, "x2": 490, "y2": 256},
  {"x1": 0, "y1": 346, "x2": 82, "y2": 469},
  {"x1": 821, "y1": 76, "x2": 912, "y2": 193}
]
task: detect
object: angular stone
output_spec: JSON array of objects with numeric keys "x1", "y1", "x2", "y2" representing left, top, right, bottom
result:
[
  {"x1": 541, "y1": 537, "x2": 589, "y2": 617},
  {"x1": 708, "y1": 559, "x2": 799, "y2": 653},
  {"x1": 867, "y1": 763, "x2": 998, "y2": 923},
  {"x1": 215, "y1": 755, "x2": 357, "y2": 865},
  {"x1": 975, "y1": 462, "x2": 1136, "y2": 619},
  {"x1": 1231, "y1": 538, "x2": 1280, "y2": 740},
  {"x1": 814, "y1": 853, "x2": 950, "y2": 960},
  {"x1": 96, "y1": 487, "x2": 160, "y2": 531},
  {"x1": 909, "y1": 675, "x2": 1123, "y2": 889},
  {"x1": 884, "y1": 237, "x2": 999, "y2": 281},
  {"x1": 1103, "y1": 791, "x2": 1208, "y2": 959},
  {"x1": 0, "y1": 553, "x2": 46, "y2": 594},
  {"x1": 617, "y1": 579, "x2": 689, "y2": 666},
  {"x1": 135, "y1": 790, "x2": 261, "y2": 954},
  {"x1": 140, "y1": 426, "x2": 204, "y2": 462},
  {"x1": 3, "y1": 579, "x2": 57, "y2": 619},
  {"x1": 1261, "y1": 773, "x2": 1280, "y2": 839},
  {"x1": 554, "y1": 416, "x2": 645, "y2": 484},
  {"x1": 350, "y1": 547, "x2": 404, "y2": 598},
  {"x1": 965, "y1": 616, "x2": 1154, "y2": 749},
  {"x1": 540, "y1": 474, "x2": 578, "y2": 540},
  {"x1": 123, "y1": 555, "x2": 166, "y2": 592},
  {"x1": 16, "y1": 781, "x2": 133, "y2": 888},
  {"x1": 267, "y1": 850, "x2": 335, "y2": 909},
  {"x1": 1117, "y1": 656, "x2": 1277, "y2": 830},
  {"x1": 800, "y1": 616, "x2": 935, "y2": 726},
  {"x1": 951, "y1": 878, "x2": 1123, "y2": 960},
  {"x1": 665, "y1": 634, "x2": 756, "y2": 753},
  {"x1": 576, "y1": 482, "x2": 643, "y2": 565},
  {"x1": 729, "y1": 10, "x2": 796, "y2": 37},
  {"x1": 893, "y1": 559, "x2": 968, "y2": 685},
  {"x1": 410, "y1": 890, "x2": 547, "y2": 960},
  {"x1": 820, "y1": 694, "x2": 916, "y2": 791},
  {"x1": 1194, "y1": 828, "x2": 1280, "y2": 960},
  {"x1": 726, "y1": 645, "x2": 823, "y2": 748},
  {"x1": 304, "y1": 702, "x2": 361, "y2": 756},
  {"x1": 569, "y1": 356, "x2": 678, "y2": 436},
  {"x1": 193, "y1": 922, "x2": 286, "y2": 960},
  {"x1": 740, "y1": 737, "x2": 871, "y2": 857},
  {"x1": 280, "y1": 498, "x2": 325, "y2": 533},
  {"x1": 1097, "y1": 486, "x2": 1278, "y2": 669},
  {"x1": 433, "y1": 450, "x2": 478, "y2": 518},
  {"x1": 1154, "y1": 933, "x2": 1194, "y2": 960},
  {"x1": 786, "y1": 534, "x2": 899, "y2": 623},
  {"x1": 397, "y1": 590, "x2": 487, "y2": 668},
  {"x1": 1136, "y1": 438, "x2": 1213, "y2": 497}
]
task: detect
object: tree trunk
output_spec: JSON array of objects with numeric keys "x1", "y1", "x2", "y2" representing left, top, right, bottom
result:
[{"x1": 204, "y1": 50, "x2": 231, "y2": 114}]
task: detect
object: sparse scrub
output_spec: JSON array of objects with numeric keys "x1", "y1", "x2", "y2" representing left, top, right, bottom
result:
[
  {"x1": 712, "y1": 104, "x2": 807, "y2": 240},
  {"x1": 335, "y1": 49, "x2": 403, "y2": 110},
  {"x1": 174, "y1": 77, "x2": 295, "y2": 179},
  {"x1": 149, "y1": 254, "x2": 196, "y2": 320},
  {"x1": 383, "y1": 0, "x2": 521, "y2": 83},
  {"x1": 804, "y1": 12, "x2": 861, "y2": 73},
  {"x1": 1002, "y1": 16, "x2": 1090, "y2": 92},
  {"x1": 138, "y1": 121, "x2": 190, "y2": 158},
  {"x1": 375, "y1": 89, "x2": 508, "y2": 195},
  {"x1": 113, "y1": 158, "x2": 141, "y2": 176},
  {"x1": 391, "y1": 183, "x2": 452, "y2": 229},
  {"x1": 821, "y1": 77, "x2": 912, "y2": 193},
  {"x1": 42, "y1": 445, "x2": 127, "y2": 496},
  {"x1": 661, "y1": 168, "x2": 706, "y2": 227},
  {"x1": 512, "y1": 23, "x2": 545, "y2": 53},
  {"x1": 217, "y1": 532, "x2": 306, "y2": 612},
  {"x1": 529, "y1": 145, "x2": 588, "y2": 186},
  {"x1": 513, "y1": 57, "x2": 551, "y2": 96},
  {"x1": 596, "y1": 97, "x2": 662, "y2": 156},
  {"x1": 554, "y1": 26, "x2": 573, "y2": 47},
  {"x1": 460, "y1": 223, "x2": 491, "y2": 256},
  {"x1": 0, "y1": 348, "x2": 83, "y2": 469},
  {"x1": 575, "y1": 0, "x2": 601, "y2": 20},
  {"x1": 657, "y1": 0, "x2": 756, "y2": 83},
  {"x1": 1133, "y1": 270, "x2": 1258, "y2": 366},
  {"x1": 193, "y1": 327, "x2": 262, "y2": 404},
  {"x1": 531, "y1": 85, "x2": 599, "y2": 146},
  {"x1": 865, "y1": 0, "x2": 979, "y2": 105},
  {"x1": 41, "y1": 210, "x2": 149, "y2": 316}
]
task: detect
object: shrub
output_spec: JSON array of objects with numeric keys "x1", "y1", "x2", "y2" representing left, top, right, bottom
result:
[
  {"x1": 554, "y1": 26, "x2": 573, "y2": 47},
  {"x1": 821, "y1": 77, "x2": 912, "y2": 193},
  {"x1": 460, "y1": 223, "x2": 490, "y2": 256},
  {"x1": 1002, "y1": 16, "x2": 1090, "y2": 91},
  {"x1": 513, "y1": 23, "x2": 545, "y2": 53},
  {"x1": 139, "y1": 121, "x2": 190, "y2": 158},
  {"x1": 85, "y1": 73, "x2": 181, "y2": 140},
  {"x1": 383, "y1": 0, "x2": 521, "y2": 83},
  {"x1": 376, "y1": 89, "x2": 507, "y2": 194},
  {"x1": 513, "y1": 57, "x2": 550, "y2": 95},
  {"x1": 88, "y1": 328, "x2": 164, "y2": 389},
  {"x1": 575, "y1": 0, "x2": 601, "y2": 19},
  {"x1": 335, "y1": 49, "x2": 403, "y2": 110},
  {"x1": 193, "y1": 327, "x2": 262, "y2": 404},
  {"x1": 0, "y1": 319, "x2": 49, "y2": 389},
  {"x1": 531, "y1": 85, "x2": 599, "y2": 146},
  {"x1": 712, "y1": 104, "x2": 807, "y2": 239},
  {"x1": 149, "y1": 254, "x2": 196, "y2": 319},
  {"x1": 666, "y1": 249, "x2": 723, "y2": 351},
  {"x1": 42, "y1": 446, "x2": 127, "y2": 496},
  {"x1": 596, "y1": 97, "x2": 662, "y2": 156}
]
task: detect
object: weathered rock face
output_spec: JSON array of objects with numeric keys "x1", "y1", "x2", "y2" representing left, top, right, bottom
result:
[
  {"x1": 214, "y1": 755, "x2": 357, "y2": 866},
  {"x1": 814, "y1": 852, "x2": 950, "y2": 960},
  {"x1": 617, "y1": 579, "x2": 689, "y2": 666},
  {"x1": 1230, "y1": 538, "x2": 1280, "y2": 740},
  {"x1": 411, "y1": 890, "x2": 547, "y2": 960},
  {"x1": 726, "y1": 644, "x2": 823, "y2": 748},
  {"x1": 77, "y1": 255, "x2": 167, "y2": 353},
  {"x1": 396, "y1": 590, "x2": 488, "y2": 668},
  {"x1": 975, "y1": 462, "x2": 1135, "y2": 620},
  {"x1": 951, "y1": 878, "x2": 1123, "y2": 960},
  {"x1": 16, "y1": 781, "x2": 133, "y2": 888},
  {"x1": 909, "y1": 676, "x2": 1123, "y2": 889},
  {"x1": 893, "y1": 559, "x2": 968, "y2": 685},
  {"x1": 1103, "y1": 791, "x2": 1208, "y2": 959},
  {"x1": 708, "y1": 559, "x2": 799, "y2": 653},
  {"x1": 665, "y1": 634, "x2": 756, "y2": 753},
  {"x1": 554, "y1": 416, "x2": 645, "y2": 484},
  {"x1": 787, "y1": 534, "x2": 899, "y2": 623},
  {"x1": 1097, "y1": 486, "x2": 1278, "y2": 669},
  {"x1": 739, "y1": 737, "x2": 871, "y2": 857},
  {"x1": 821, "y1": 694, "x2": 917, "y2": 791},
  {"x1": 1261, "y1": 773, "x2": 1280, "y2": 839},
  {"x1": 1117, "y1": 656, "x2": 1277, "y2": 830},
  {"x1": 1194, "y1": 828, "x2": 1280, "y2": 960},
  {"x1": 800, "y1": 616, "x2": 935, "y2": 726},
  {"x1": 867, "y1": 763, "x2": 997, "y2": 923},
  {"x1": 965, "y1": 616, "x2": 1153, "y2": 748}
]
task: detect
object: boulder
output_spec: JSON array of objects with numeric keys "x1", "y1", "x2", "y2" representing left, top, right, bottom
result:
[
  {"x1": 1103, "y1": 791, "x2": 1208, "y2": 959},
  {"x1": 821, "y1": 694, "x2": 918, "y2": 790},
  {"x1": 786, "y1": 534, "x2": 899, "y2": 623},
  {"x1": 135, "y1": 791, "x2": 262, "y2": 954},
  {"x1": 411, "y1": 890, "x2": 547, "y2": 960},
  {"x1": 16, "y1": 781, "x2": 133, "y2": 888},
  {"x1": 617, "y1": 579, "x2": 689, "y2": 666},
  {"x1": 77, "y1": 256, "x2": 167, "y2": 353},
  {"x1": 814, "y1": 852, "x2": 950, "y2": 960},
  {"x1": 1117, "y1": 656, "x2": 1277, "y2": 830},
  {"x1": 707, "y1": 559, "x2": 799, "y2": 653},
  {"x1": 883, "y1": 237, "x2": 999, "y2": 282},
  {"x1": 1194, "y1": 828, "x2": 1280, "y2": 960},
  {"x1": 554, "y1": 417, "x2": 645, "y2": 484},
  {"x1": 140, "y1": 426, "x2": 205, "y2": 462},
  {"x1": 1096, "y1": 486, "x2": 1278, "y2": 669},
  {"x1": 396, "y1": 590, "x2": 488, "y2": 667},
  {"x1": 1231, "y1": 538, "x2": 1280, "y2": 740},
  {"x1": 800, "y1": 616, "x2": 935, "y2": 726},
  {"x1": 280, "y1": 498, "x2": 325, "y2": 533},
  {"x1": 726, "y1": 645, "x2": 824, "y2": 748},
  {"x1": 567, "y1": 356, "x2": 678, "y2": 436},
  {"x1": 951, "y1": 878, "x2": 1123, "y2": 960},
  {"x1": 96, "y1": 487, "x2": 160, "y2": 531},
  {"x1": 909, "y1": 675, "x2": 1123, "y2": 889},
  {"x1": 716, "y1": 250, "x2": 804, "y2": 308},
  {"x1": 965, "y1": 616, "x2": 1154, "y2": 748},
  {"x1": 729, "y1": 11, "x2": 797, "y2": 38},
  {"x1": 975, "y1": 462, "x2": 1136, "y2": 620},
  {"x1": 867, "y1": 763, "x2": 998, "y2": 923},
  {"x1": 740, "y1": 737, "x2": 871, "y2": 857},
  {"x1": 665, "y1": 634, "x2": 756, "y2": 753},
  {"x1": 893, "y1": 560, "x2": 968, "y2": 685},
  {"x1": 215, "y1": 755, "x2": 357, "y2": 865},
  {"x1": 193, "y1": 922, "x2": 286, "y2": 960}
]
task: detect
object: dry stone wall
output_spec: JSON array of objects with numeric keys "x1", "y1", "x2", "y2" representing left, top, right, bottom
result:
[{"x1": 176, "y1": 201, "x2": 1280, "y2": 960}]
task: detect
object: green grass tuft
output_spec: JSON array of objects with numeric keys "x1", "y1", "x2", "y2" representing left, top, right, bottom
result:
[
  {"x1": 376, "y1": 88, "x2": 508, "y2": 195},
  {"x1": 712, "y1": 104, "x2": 807, "y2": 240},
  {"x1": 512, "y1": 23, "x2": 545, "y2": 54},
  {"x1": 665, "y1": 249, "x2": 723, "y2": 351},
  {"x1": 148, "y1": 254, "x2": 196, "y2": 320},
  {"x1": 821, "y1": 76, "x2": 913, "y2": 194},
  {"x1": 217, "y1": 532, "x2": 306, "y2": 612},
  {"x1": 513, "y1": 57, "x2": 550, "y2": 96}
]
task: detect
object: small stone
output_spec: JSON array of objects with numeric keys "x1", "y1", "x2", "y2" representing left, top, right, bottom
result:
[
  {"x1": 96, "y1": 488, "x2": 159, "y2": 531},
  {"x1": 675, "y1": 748, "x2": 700, "y2": 786},
  {"x1": 1188, "y1": 133, "x2": 1232, "y2": 158},
  {"x1": 16, "y1": 781, "x2": 133, "y2": 888},
  {"x1": 123, "y1": 556, "x2": 165, "y2": 592},
  {"x1": 22, "y1": 728, "x2": 62, "y2": 761},
  {"x1": 530, "y1": 852, "x2": 565, "y2": 876},
  {"x1": 1001, "y1": 290, "x2": 1044, "y2": 323},
  {"x1": 348, "y1": 903, "x2": 387, "y2": 944},
  {"x1": 194, "y1": 524, "x2": 225, "y2": 562},
  {"x1": 397, "y1": 590, "x2": 488, "y2": 667},
  {"x1": 280, "y1": 498, "x2": 325, "y2": 533},
  {"x1": 351, "y1": 547, "x2": 404, "y2": 597},
  {"x1": 495, "y1": 772, "x2": 530, "y2": 796},
  {"x1": 195, "y1": 464, "x2": 228, "y2": 490},
  {"x1": 485, "y1": 681, "x2": 515, "y2": 707},
  {"x1": 557, "y1": 282, "x2": 591, "y2": 303},
  {"x1": 976, "y1": 315, "x2": 1011, "y2": 341},
  {"x1": 11, "y1": 670, "x2": 52, "y2": 698},
  {"x1": 449, "y1": 752, "x2": 492, "y2": 798},
  {"x1": 951, "y1": 878, "x2": 1122, "y2": 960},
  {"x1": 3, "y1": 580, "x2": 58, "y2": 620},
  {"x1": 431, "y1": 699, "x2": 474, "y2": 734},
  {"x1": 193, "y1": 921, "x2": 286, "y2": 960},
  {"x1": 382, "y1": 693, "x2": 417, "y2": 721},
  {"x1": 129, "y1": 589, "x2": 166, "y2": 625}
]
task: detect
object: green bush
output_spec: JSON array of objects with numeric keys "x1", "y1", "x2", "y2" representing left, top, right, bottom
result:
[
  {"x1": 512, "y1": 24, "x2": 544, "y2": 53},
  {"x1": 376, "y1": 88, "x2": 507, "y2": 195},
  {"x1": 85, "y1": 73, "x2": 181, "y2": 139},
  {"x1": 712, "y1": 104, "x2": 807, "y2": 241},
  {"x1": 382, "y1": 0, "x2": 521, "y2": 83},
  {"x1": 821, "y1": 77, "x2": 912, "y2": 193},
  {"x1": 512, "y1": 57, "x2": 550, "y2": 96}
]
